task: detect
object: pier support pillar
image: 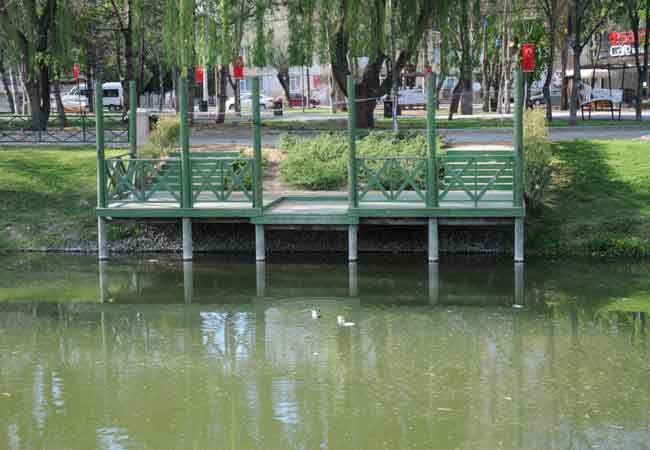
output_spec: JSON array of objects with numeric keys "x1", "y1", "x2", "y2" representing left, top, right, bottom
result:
[
  {"x1": 348, "y1": 262, "x2": 358, "y2": 297},
  {"x1": 183, "y1": 261, "x2": 193, "y2": 304},
  {"x1": 182, "y1": 218, "x2": 193, "y2": 261},
  {"x1": 514, "y1": 218, "x2": 524, "y2": 263},
  {"x1": 428, "y1": 262, "x2": 439, "y2": 305},
  {"x1": 256, "y1": 262, "x2": 266, "y2": 297},
  {"x1": 99, "y1": 261, "x2": 109, "y2": 303},
  {"x1": 514, "y1": 262, "x2": 525, "y2": 307},
  {"x1": 428, "y1": 218, "x2": 439, "y2": 262},
  {"x1": 348, "y1": 224, "x2": 358, "y2": 262},
  {"x1": 255, "y1": 224, "x2": 266, "y2": 262},
  {"x1": 98, "y1": 217, "x2": 108, "y2": 260}
]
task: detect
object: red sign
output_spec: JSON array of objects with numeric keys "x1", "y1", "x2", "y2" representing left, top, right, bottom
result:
[
  {"x1": 425, "y1": 65, "x2": 433, "y2": 74},
  {"x1": 522, "y1": 44, "x2": 535, "y2": 72},
  {"x1": 195, "y1": 65, "x2": 204, "y2": 83},
  {"x1": 73, "y1": 63, "x2": 79, "y2": 81},
  {"x1": 233, "y1": 56, "x2": 244, "y2": 79},
  {"x1": 609, "y1": 29, "x2": 647, "y2": 46}
]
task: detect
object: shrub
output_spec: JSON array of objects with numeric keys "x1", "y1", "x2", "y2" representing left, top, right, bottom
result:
[
  {"x1": 523, "y1": 109, "x2": 553, "y2": 211},
  {"x1": 142, "y1": 114, "x2": 180, "y2": 158},
  {"x1": 279, "y1": 131, "x2": 443, "y2": 190}
]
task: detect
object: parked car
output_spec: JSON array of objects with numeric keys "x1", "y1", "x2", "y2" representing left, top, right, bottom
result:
[
  {"x1": 382, "y1": 88, "x2": 427, "y2": 110},
  {"x1": 287, "y1": 92, "x2": 320, "y2": 108},
  {"x1": 61, "y1": 82, "x2": 123, "y2": 112},
  {"x1": 226, "y1": 92, "x2": 275, "y2": 111}
]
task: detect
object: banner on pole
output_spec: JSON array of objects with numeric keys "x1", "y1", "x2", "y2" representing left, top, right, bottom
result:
[
  {"x1": 73, "y1": 63, "x2": 79, "y2": 81},
  {"x1": 195, "y1": 65, "x2": 204, "y2": 83},
  {"x1": 522, "y1": 44, "x2": 535, "y2": 72},
  {"x1": 233, "y1": 56, "x2": 244, "y2": 79}
]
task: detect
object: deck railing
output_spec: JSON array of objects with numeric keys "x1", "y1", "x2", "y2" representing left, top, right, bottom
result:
[
  {"x1": 356, "y1": 156, "x2": 427, "y2": 202},
  {"x1": 103, "y1": 154, "x2": 257, "y2": 207}
]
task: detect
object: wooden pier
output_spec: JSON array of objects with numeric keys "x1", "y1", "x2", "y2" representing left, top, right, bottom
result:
[{"x1": 96, "y1": 74, "x2": 526, "y2": 262}]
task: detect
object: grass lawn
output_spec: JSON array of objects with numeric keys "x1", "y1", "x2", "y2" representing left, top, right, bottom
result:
[
  {"x1": 0, "y1": 146, "x2": 122, "y2": 249},
  {"x1": 528, "y1": 140, "x2": 650, "y2": 256}
]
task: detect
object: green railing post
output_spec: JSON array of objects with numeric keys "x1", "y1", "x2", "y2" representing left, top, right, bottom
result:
[
  {"x1": 252, "y1": 76, "x2": 263, "y2": 209},
  {"x1": 129, "y1": 80, "x2": 137, "y2": 158},
  {"x1": 179, "y1": 76, "x2": 192, "y2": 209},
  {"x1": 426, "y1": 72, "x2": 438, "y2": 208},
  {"x1": 95, "y1": 82, "x2": 107, "y2": 208},
  {"x1": 347, "y1": 75, "x2": 358, "y2": 208},
  {"x1": 514, "y1": 69, "x2": 524, "y2": 208}
]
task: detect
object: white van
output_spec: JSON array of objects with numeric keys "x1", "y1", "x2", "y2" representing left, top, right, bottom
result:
[{"x1": 62, "y1": 82, "x2": 123, "y2": 111}]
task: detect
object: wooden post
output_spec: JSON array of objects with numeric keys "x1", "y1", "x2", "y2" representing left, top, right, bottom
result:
[
  {"x1": 129, "y1": 80, "x2": 137, "y2": 158},
  {"x1": 514, "y1": 70, "x2": 525, "y2": 263},
  {"x1": 347, "y1": 75, "x2": 358, "y2": 208},
  {"x1": 514, "y1": 70, "x2": 524, "y2": 208},
  {"x1": 252, "y1": 77, "x2": 263, "y2": 209},
  {"x1": 426, "y1": 73, "x2": 438, "y2": 208},
  {"x1": 95, "y1": 84, "x2": 109, "y2": 261},
  {"x1": 179, "y1": 76, "x2": 192, "y2": 209}
]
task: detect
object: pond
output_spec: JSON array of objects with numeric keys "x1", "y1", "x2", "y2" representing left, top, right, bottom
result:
[{"x1": 1, "y1": 254, "x2": 649, "y2": 450}]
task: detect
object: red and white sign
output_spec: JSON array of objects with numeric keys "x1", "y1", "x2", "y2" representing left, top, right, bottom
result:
[
  {"x1": 521, "y1": 44, "x2": 535, "y2": 72},
  {"x1": 195, "y1": 65, "x2": 204, "y2": 83},
  {"x1": 609, "y1": 29, "x2": 648, "y2": 57},
  {"x1": 73, "y1": 63, "x2": 79, "y2": 81},
  {"x1": 233, "y1": 56, "x2": 244, "y2": 79}
]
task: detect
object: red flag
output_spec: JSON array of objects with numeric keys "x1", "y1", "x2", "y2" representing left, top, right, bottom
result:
[
  {"x1": 195, "y1": 65, "x2": 204, "y2": 83},
  {"x1": 233, "y1": 56, "x2": 244, "y2": 79},
  {"x1": 521, "y1": 44, "x2": 535, "y2": 73},
  {"x1": 73, "y1": 63, "x2": 79, "y2": 81}
]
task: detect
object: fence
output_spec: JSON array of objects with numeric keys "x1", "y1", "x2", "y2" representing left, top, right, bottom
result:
[{"x1": 0, "y1": 112, "x2": 129, "y2": 144}]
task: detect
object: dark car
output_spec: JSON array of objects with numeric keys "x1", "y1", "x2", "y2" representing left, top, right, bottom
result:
[{"x1": 287, "y1": 93, "x2": 320, "y2": 108}]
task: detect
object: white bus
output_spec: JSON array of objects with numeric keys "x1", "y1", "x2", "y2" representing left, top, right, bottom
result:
[{"x1": 61, "y1": 82, "x2": 123, "y2": 112}]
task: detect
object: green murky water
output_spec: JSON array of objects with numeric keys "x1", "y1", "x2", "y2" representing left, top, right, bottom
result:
[{"x1": 1, "y1": 254, "x2": 649, "y2": 450}]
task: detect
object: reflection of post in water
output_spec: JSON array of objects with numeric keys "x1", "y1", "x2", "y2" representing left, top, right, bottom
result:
[
  {"x1": 348, "y1": 262, "x2": 358, "y2": 297},
  {"x1": 256, "y1": 261, "x2": 266, "y2": 298},
  {"x1": 99, "y1": 261, "x2": 109, "y2": 303},
  {"x1": 183, "y1": 261, "x2": 193, "y2": 304},
  {"x1": 428, "y1": 262, "x2": 439, "y2": 305},
  {"x1": 514, "y1": 262, "x2": 525, "y2": 307}
]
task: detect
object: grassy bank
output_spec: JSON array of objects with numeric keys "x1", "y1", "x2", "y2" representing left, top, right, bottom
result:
[
  {"x1": 528, "y1": 140, "x2": 650, "y2": 256},
  {"x1": 0, "y1": 146, "x2": 117, "y2": 249},
  {"x1": 1, "y1": 140, "x2": 650, "y2": 256}
]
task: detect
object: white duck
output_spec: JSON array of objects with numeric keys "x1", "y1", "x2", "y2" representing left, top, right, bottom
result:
[
  {"x1": 311, "y1": 309, "x2": 321, "y2": 319},
  {"x1": 337, "y1": 315, "x2": 355, "y2": 327}
]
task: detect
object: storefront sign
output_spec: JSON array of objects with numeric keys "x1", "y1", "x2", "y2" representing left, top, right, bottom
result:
[{"x1": 608, "y1": 30, "x2": 648, "y2": 57}]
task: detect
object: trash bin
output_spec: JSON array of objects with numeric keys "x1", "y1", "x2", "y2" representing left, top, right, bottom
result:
[
  {"x1": 384, "y1": 100, "x2": 393, "y2": 118},
  {"x1": 199, "y1": 100, "x2": 208, "y2": 112},
  {"x1": 273, "y1": 99, "x2": 283, "y2": 117}
]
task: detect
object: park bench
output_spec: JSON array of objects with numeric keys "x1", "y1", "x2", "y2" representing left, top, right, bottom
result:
[{"x1": 580, "y1": 99, "x2": 622, "y2": 121}]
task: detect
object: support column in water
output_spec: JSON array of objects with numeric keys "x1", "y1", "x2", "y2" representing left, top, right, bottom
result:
[
  {"x1": 514, "y1": 217, "x2": 524, "y2": 262},
  {"x1": 256, "y1": 261, "x2": 266, "y2": 297},
  {"x1": 255, "y1": 224, "x2": 266, "y2": 262},
  {"x1": 514, "y1": 262, "x2": 525, "y2": 307},
  {"x1": 348, "y1": 224, "x2": 358, "y2": 262},
  {"x1": 98, "y1": 217, "x2": 108, "y2": 261},
  {"x1": 99, "y1": 261, "x2": 109, "y2": 303},
  {"x1": 182, "y1": 218, "x2": 193, "y2": 261},
  {"x1": 428, "y1": 218, "x2": 439, "y2": 263},
  {"x1": 348, "y1": 262, "x2": 358, "y2": 297},
  {"x1": 183, "y1": 261, "x2": 193, "y2": 304},
  {"x1": 428, "y1": 262, "x2": 439, "y2": 304}
]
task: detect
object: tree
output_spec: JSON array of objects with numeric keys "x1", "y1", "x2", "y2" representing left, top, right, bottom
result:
[
  {"x1": 0, "y1": 0, "x2": 59, "y2": 129},
  {"x1": 313, "y1": 0, "x2": 438, "y2": 128},
  {"x1": 567, "y1": 0, "x2": 615, "y2": 125},
  {"x1": 538, "y1": 0, "x2": 563, "y2": 121}
]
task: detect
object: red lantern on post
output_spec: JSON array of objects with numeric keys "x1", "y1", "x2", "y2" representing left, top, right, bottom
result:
[
  {"x1": 73, "y1": 63, "x2": 79, "y2": 81},
  {"x1": 233, "y1": 56, "x2": 244, "y2": 79},
  {"x1": 521, "y1": 44, "x2": 535, "y2": 72}
]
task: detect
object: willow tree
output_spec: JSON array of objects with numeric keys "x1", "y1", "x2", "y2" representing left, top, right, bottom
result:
[
  {"x1": 306, "y1": 0, "x2": 438, "y2": 128},
  {"x1": 0, "y1": 0, "x2": 59, "y2": 129}
]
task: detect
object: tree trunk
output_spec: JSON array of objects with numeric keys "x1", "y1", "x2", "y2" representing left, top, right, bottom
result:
[
  {"x1": 448, "y1": 80, "x2": 462, "y2": 119},
  {"x1": 216, "y1": 64, "x2": 228, "y2": 123},
  {"x1": 543, "y1": 19, "x2": 556, "y2": 122},
  {"x1": 560, "y1": 34, "x2": 569, "y2": 110},
  {"x1": 569, "y1": 44, "x2": 581, "y2": 125},
  {"x1": 0, "y1": 55, "x2": 15, "y2": 114},
  {"x1": 277, "y1": 67, "x2": 291, "y2": 103},
  {"x1": 52, "y1": 79, "x2": 67, "y2": 127},
  {"x1": 25, "y1": 64, "x2": 51, "y2": 130}
]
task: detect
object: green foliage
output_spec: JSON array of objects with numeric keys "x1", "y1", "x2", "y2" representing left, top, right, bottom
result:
[
  {"x1": 279, "y1": 131, "x2": 443, "y2": 190},
  {"x1": 523, "y1": 109, "x2": 553, "y2": 211},
  {"x1": 142, "y1": 115, "x2": 181, "y2": 157}
]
